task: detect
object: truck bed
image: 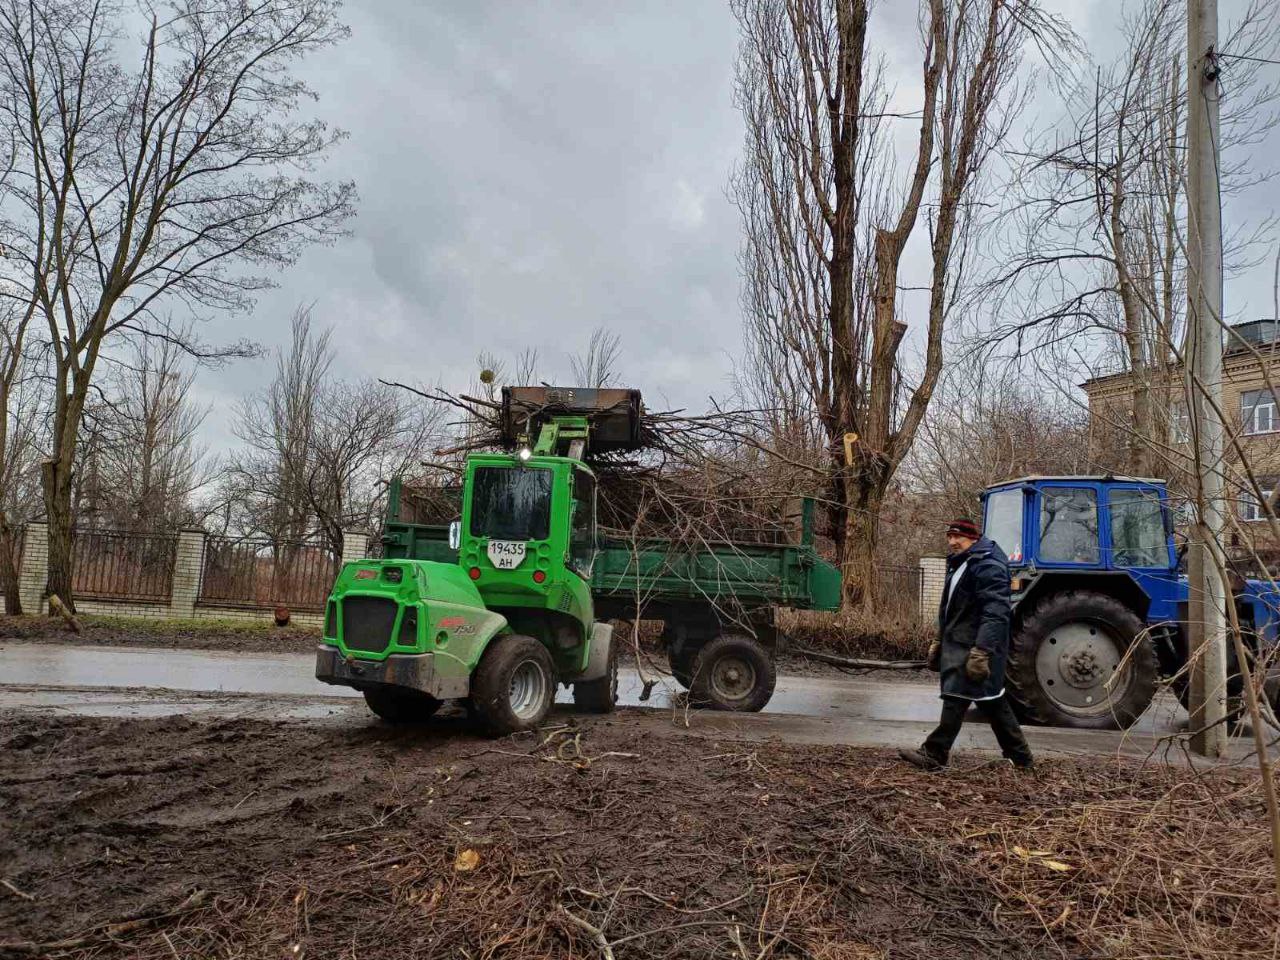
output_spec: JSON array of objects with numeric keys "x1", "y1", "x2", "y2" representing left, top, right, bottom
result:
[{"x1": 378, "y1": 521, "x2": 841, "y2": 612}]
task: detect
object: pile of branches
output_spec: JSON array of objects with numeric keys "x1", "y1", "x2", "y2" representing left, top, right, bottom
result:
[{"x1": 385, "y1": 382, "x2": 823, "y2": 546}]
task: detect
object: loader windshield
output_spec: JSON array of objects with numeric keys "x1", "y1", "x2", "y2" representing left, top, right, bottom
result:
[{"x1": 469, "y1": 467, "x2": 552, "y2": 541}]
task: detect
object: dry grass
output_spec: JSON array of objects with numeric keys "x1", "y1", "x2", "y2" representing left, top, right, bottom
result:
[{"x1": 781, "y1": 608, "x2": 934, "y2": 661}]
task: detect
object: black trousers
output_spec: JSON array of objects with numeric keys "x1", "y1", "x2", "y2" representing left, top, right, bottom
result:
[{"x1": 923, "y1": 694, "x2": 1033, "y2": 766}]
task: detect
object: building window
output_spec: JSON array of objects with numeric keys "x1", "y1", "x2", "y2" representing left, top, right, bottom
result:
[
  {"x1": 1239, "y1": 478, "x2": 1278, "y2": 522},
  {"x1": 1241, "y1": 389, "x2": 1278, "y2": 435}
]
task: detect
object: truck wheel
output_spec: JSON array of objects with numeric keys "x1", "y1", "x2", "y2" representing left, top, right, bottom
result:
[
  {"x1": 362, "y1": 687, "x2": 442, "y2": 724},
  {"x1": 574, "y1": 635, "x2": 619, "y2": 713},
  {"x1": 472, "y1": 635, "x2": 556, "y2": 735},
  {"x1": 1009, "y1": 591, "x2": 1157, "y2": 730},
  {"x1": 689, "y1": 634, "x2": 775, "y2": 712}
]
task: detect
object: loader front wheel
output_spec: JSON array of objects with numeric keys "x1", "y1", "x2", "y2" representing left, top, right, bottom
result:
[
  {"x1": 690, "y1": 634, "x2": 775, "y2": 712},
  {"x1": 362, "y1": 687, "x2": 442, "y2": 724},
  {"x1": 472, "y1": 635, "x2": 556, "y2": 735}
]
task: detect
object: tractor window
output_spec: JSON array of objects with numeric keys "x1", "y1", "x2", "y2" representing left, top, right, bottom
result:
[
  {"x1": 469, "y1": 467, "x2": 552, "y2": 541},
  {"x1": 569, "y1": 469, "x2": 597, "y2": 577},
  {"x1": 1039, "y1": 488, "x2": 1100, "y2": 564},
  {"x1": 984, "y1": 489, "x2": 1023, "y2": 563},
  {"x1": 1109, "y1": 489, "x2": 1169, "y2": 568}
]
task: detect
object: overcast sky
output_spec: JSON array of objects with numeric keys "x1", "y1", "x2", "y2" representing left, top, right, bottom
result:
[{"x1": 190, "y1": 0, "x2": 1280, "y2": 451}]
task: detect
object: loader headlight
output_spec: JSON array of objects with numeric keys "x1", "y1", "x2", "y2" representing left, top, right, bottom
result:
[{"x1": 518, "y1": 447, "x2": 532, "y2": 461}]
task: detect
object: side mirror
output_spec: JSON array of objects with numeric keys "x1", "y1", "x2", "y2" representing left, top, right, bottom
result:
[{"x1": 448, "y1": 520, "x2": 461, "y2": 551}]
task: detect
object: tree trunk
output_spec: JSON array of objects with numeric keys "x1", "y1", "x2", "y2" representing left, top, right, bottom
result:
[
  {"x1": 840, "y1": 476, "x2": 883, "y2": 608},
  {"x1": 0, "y1": 514, "x2": 23, "y2": 615},
  {"x1": 42, "y1": 458, "x2": 76, "y2": 615}
]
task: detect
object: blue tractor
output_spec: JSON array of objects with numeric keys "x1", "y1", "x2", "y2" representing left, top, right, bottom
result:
[{"x1": 981, "y1": 476, "x2": 1280, "y2": 729}]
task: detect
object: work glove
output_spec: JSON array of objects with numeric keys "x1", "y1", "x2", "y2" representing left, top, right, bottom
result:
[
  {"x1": 965, "y1": 648, "x2": 991, "y2": 683},
  {"x1": 926, "y1": 641, "x2": 942, "y2": 672}
]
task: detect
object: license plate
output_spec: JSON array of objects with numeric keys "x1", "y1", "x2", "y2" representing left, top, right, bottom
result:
[{"x1": 487, "y1": 540, "x2": 527, "y2": 570}]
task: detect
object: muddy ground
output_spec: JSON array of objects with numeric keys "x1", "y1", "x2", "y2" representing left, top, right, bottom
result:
[
  {"x1": 0, "y1": 710, "x2": 1274, "y2": 959},
  {"x1": 0, "y1": 615, "x2": 933, "y2": 682}
]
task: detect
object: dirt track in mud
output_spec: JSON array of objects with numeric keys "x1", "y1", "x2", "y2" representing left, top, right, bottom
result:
[{"x1": 1, "y1": 710, "x2": 1276, "y2": 960}]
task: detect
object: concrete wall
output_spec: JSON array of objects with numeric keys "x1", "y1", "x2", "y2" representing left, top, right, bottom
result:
[{"x1": 11, "y1": 522, "x2": 352, "y2": 627}]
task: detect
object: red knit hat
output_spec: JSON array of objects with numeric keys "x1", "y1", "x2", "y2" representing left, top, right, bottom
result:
[{"x1": 946, "y1": 518, "x2": 980, "y2": 539}]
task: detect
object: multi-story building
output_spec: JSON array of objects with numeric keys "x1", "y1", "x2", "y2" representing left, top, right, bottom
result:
[{"x1": 1082, "y1": 319, "x2": 1280, "y2": 552}]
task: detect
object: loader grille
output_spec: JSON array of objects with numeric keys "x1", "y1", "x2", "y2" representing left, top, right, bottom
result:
[{"x1": 341, "y1": 596, "x2": 399, "y2": 653}]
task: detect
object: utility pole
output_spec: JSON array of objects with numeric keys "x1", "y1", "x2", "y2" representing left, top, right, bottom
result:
[{"x1": 1186, "y1": 0, "x2": 1228, "y2": 757}]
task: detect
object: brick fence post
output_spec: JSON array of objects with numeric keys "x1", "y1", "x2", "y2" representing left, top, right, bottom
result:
[
  {"x1": 341, "y1": 529, "x2": 370, "y2": 563},
  {"x1": 18, "y1": 521, "x2": 48, "y2": 615},
  {"x1": 169, "y1": 528, "x2": 206, "y2": 617},
  {"x1": 917, "y1": 555, "x2": 947, "y2": 620}
]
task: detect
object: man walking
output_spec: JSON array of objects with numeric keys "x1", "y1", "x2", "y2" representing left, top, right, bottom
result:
[{"x1": 899, "y1": 518, "x2": 1034, "y2": 771}]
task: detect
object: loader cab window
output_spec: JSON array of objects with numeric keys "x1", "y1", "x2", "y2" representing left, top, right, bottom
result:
[
  {"x1": 569, "y1": 469, "x2": 597, "y2": 577},
  {"x1": 1109, "y1": 488, "x2": 1170, "y2": 568},
  {"x1": 1039, "y1": 487, "x2": 1100, "y2": 564},
  {"x1": 984, "y1": 489, "x2": 1024, "y2": 563},
  {"x1": 469, "y1": 467, "x2": 552, "y2": 541}
]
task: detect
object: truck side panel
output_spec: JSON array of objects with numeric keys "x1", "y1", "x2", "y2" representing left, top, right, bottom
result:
[{"x1": 379, "y1": 521, "x2": 841, "y2": 612}]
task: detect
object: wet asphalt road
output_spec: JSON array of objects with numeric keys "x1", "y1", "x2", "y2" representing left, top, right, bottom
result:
[{"x1": 1, "y1": 640, "x2": 1243, "y2": 763}]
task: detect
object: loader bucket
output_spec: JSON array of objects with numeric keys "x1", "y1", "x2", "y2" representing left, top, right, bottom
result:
[{"x1": 500, "y1": 386, "x2": 648, "y2": 454}]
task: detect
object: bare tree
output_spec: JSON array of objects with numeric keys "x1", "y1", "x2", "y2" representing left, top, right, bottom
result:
[
  {"x1": 230, "y1": 307, "x2": 332, "y2": 544},
  {"x1": 986, "y1": 0, "x2": 1280, "y2": 476},
  {"x1": 732, "y1": 0, "x2": 1068, "y2": 607},
  {"x1": 86, "y1": 337, "x2": 210, "y2": 531},
  {"x1": 0, "y1": 323, "x2": 43, "y2": 612},
  {"x1": 307, "y1": 380, "x2": 442, "y2": 564},
  {"x1": 231, "y1": 307, "x2": 443, "y2": 564},
  {"x1": 0, "y1": 0, "x2": 355, "y2": 610},
  {"x1": 569, "y1": 328, "x2": 621, "y2": 388}
]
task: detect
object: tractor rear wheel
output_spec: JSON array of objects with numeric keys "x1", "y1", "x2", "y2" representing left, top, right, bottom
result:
[
  {"x1": 1008, "y1": 591, "x2": 1158, "y2": 730},
  {"x1": 362, "y1": 687, "x2": 442, "y2": 724},
  {"x1": 471, "y1": 635, "x2": 556, "y2": 736},
  {"x1": 689, "y1": 634, "x2": 775, "y2": 712}
]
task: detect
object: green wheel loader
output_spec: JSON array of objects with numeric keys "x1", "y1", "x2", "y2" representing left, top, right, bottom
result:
[{"x1": 316, "y1": 387, "x2": 841, "y2": 734}]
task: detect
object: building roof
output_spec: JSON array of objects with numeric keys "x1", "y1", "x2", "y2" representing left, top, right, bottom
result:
[{"x1": 1081, "y1": 318, "x2": 1280, "y2": 390}]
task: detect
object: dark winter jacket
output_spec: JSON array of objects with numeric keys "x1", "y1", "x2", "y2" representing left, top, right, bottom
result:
[{"x1": 937, "y1": 537, "x2": 1011, "y2": 701}]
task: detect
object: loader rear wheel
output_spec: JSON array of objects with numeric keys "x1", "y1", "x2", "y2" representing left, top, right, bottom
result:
[
  {"x1": 1009, "y1": 591, "x2": 1157, "y2": 730},
  {"x1": 362, "y1": 687, "x2": 442, "y2": 724},
  {"x1": 472, "y1": 635, "x2": 556, "y2": 736},
  {"x1": 574, "y1": 633, "x2": 619, "y2": 713},
  {"x1": 689, "y1": 634, "x2": 775, "y2": 712}
]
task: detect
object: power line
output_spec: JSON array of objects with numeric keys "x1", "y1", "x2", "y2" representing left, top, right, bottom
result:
[{"x1": 1217, "y1": 52, "x2": 1280, "y2": 67}]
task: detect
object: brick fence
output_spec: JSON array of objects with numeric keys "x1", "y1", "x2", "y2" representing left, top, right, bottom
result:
[
  {"x1": 918, "y1": 555, "x2": 946, "y2": 618},
  {"x1": 14, "y1": 523, "x2": 370, "y2": 626}
]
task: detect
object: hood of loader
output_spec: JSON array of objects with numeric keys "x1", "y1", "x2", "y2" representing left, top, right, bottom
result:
[{"x1": 323, "y1": 558, "x2": 504, "y2": 664}]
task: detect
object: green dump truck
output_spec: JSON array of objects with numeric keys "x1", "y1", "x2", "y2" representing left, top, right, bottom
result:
[{"x1": 316, "y1": 387, "x2": 841, "y2": 734}]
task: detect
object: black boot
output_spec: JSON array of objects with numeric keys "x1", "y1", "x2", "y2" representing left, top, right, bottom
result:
[{"x1": 898, "y1": 747, "x2": 944, "y2": 771}]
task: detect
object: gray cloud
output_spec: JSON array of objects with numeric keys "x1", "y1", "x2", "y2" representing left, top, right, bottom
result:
[{"x1": 191, "y1": 0, "x2": 1279, "y2": 453}]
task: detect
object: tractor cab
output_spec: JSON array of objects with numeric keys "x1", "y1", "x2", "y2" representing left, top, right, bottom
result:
[{"x1": 983, "y1": 476, "x2": 1174, "y2": 570}]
